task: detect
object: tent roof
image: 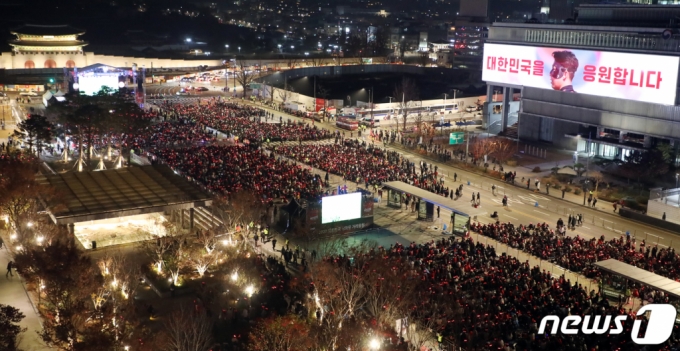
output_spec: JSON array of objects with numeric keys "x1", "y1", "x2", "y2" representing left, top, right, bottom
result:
[
  {"x1": 381, "y1": 181, "x2": 487, "y2": 218},
  {"x1": 593, "y1": 259, "x2": 680, "y2": 298},
  {"x1": 38, "y1": 165, "x2": 212, "y2": 224}
]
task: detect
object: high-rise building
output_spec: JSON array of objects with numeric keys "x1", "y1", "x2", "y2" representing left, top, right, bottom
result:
[
  {"x1": 448, "y1": 0, "x2": 489, "y2": 71},
  {"x1": 481, "y1": 4, "x2": 680, "y2": 163}
]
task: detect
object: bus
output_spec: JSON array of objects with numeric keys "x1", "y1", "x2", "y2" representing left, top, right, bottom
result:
[
  {"x1": 356, "y1": 108, "x2": 394, "y2": 121},
  {"x1": 336, "y1": 117, "x2": 359, "y2": 131}
]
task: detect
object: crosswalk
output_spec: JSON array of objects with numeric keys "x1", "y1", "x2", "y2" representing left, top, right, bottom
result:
[
  {"x1": 147, "y1": 97, "x2": 203, "y2": 104},
  {"x1": 273, "y1": 139, "x2": 337, "y2": 147}
]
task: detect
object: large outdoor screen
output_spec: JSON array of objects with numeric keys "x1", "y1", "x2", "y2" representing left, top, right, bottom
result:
[
  {"x1": 321, "y1": 193, "x2": 362, "y2": 224},
  {"x1": 78, "y1": 75, "x2": 120, "y2": 96},
  {"x1": 482, "y1": 43, "x2": 679, "y2": 105}
]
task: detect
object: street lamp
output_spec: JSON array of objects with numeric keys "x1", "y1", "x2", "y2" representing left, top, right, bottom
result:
[
  {"x1": 369, "y1": 339, "x2": 380, "y2": 350},
  {"x1": 238, "y1": 47, "x2": 241, "y2": 53},
  {"x1": 225, "y1": 44, "x2": 229, "y2": 52},
  {"x1": 676, "y1": 173, "x2": 679, "y2": 188},
  {"x1": 291, "y1": 45, "x2": 295, "y2": 50}
]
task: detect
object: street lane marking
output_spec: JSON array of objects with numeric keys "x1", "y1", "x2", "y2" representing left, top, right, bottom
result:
[
  {"x1": 533, "y1": 210, "x2": 550, "y2": 216},
  {"x1": 505, "y1": 215, "x2": 519, "y2": 221}
]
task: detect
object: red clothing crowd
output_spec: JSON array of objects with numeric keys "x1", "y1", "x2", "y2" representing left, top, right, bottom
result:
[
  {"x1": 470, "y1": 222, "x2": 680, "y2": 281},
  {"x1": 159, "y1": 100, "x2": 332, "y2": 143},
  {"x1": 325, "y1": 237, "x2": 680, "y2": 350},
  {"x1": 153, "y1": 145, "x2": 323, "y2": 202}
]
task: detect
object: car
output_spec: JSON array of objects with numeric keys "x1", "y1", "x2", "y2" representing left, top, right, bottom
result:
[
  {"x1": 195, "y1": 87, "x2": 209, "y2": 92},
  {"x1": 176, "y1": 90, "x2": 189, "y2": 96},
  {"x1": 433, "y1": 121, "x2": 452, "y2": 128},
  {"x1": 455, "y1": 120, "x2": 479, "y2": 126},
  {"x1": 465, "y1": 105, "x2": 477, "y2": 112},
  {"x1": 360, "y1": 118, "x2": 380, "y2": 127}
]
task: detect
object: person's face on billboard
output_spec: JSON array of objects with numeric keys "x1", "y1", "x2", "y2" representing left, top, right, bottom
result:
[{"x1": 549, "y1": 61, "x2": 570, "y2": 90}]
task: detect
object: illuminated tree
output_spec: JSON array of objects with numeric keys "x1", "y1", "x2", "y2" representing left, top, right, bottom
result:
[
  {"x1": 469, "y1": 137, "x2": 494, "y2": 166},
  {"x1": 160, "y1": 304, "x2": 214, "y2": 351},
  {"x1": 189, "y1": 248, "x2": 218, "y2": 277},
  {"x1": 248, "y1": 315, "x2": 312, "y2": 351},
  {"x1": 0, "y1": 156, "x2": 59, "y2": 236},
  {"x1": 489, "y1": 137, "x2": 517, "y2": 165},
  {"x1": 12, "y1": 114, "x2": 54, "y2": 155},
  {"x1": 0, "y1": 304, "x2": 26, "y2": 351}
]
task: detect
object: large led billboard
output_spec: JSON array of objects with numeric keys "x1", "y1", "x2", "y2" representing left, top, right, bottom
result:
[
  {"x1": 482, "y1": 43, "x2": 679, "y2": 105},
  {"x1": 321, "y1": 193, "x2": 362, "y2": 224},
  {"x1": 78, "y1": 75, "x2": 120, "y2": 96}
]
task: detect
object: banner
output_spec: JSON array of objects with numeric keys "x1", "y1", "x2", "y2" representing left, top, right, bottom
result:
[
  {"x1": 362, "y1": 198, "x2": 374, "y2": 217},
  {"x1": 315, "y1": 98, "x2": 325, "y2": 112},
  {"x1": 482, "y1": 43, "x2": 679, "y2": 105}
]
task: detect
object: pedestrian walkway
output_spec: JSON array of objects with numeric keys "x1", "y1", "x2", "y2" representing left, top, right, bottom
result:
[{"x1": 0, "y1": 231, "x2": 51, "y2": 351}]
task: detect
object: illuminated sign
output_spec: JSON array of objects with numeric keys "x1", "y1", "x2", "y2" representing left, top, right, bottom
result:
[
  {"x1": 321, "y1": 193, "x2": 362, "y2": 224},
  {"x1": 482, "y1": 43, "x2": 679, "y2": 105}
]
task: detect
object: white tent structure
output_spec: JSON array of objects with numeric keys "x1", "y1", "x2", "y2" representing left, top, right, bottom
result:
[{"x1": 42, "y1": 90, "x2": 67, "y2": 107}]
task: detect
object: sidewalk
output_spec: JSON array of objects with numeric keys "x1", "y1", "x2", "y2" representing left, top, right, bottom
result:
[
  {"x1": 0, "y1": 231, "x2": 51, "y2": 351},
  {"x1": 385, "y1": 142, "x2": 617, "y2": 217}
]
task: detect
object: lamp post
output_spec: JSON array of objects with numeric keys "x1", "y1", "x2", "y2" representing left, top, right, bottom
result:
[
  {"x1": 238, "y1": 47, "x2": 241, "y2": 54},
  {"x1": 225, "y1": 44, "x2": 229, "y2": 53},
  {"x1": 370, "y1": 87, "x2": 374, "y2": 128}
]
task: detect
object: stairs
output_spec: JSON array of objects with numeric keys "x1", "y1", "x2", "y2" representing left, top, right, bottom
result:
[
  {"x1": 499, "y1": 123, "x2": 519, "y2": 139},
  {"x1": 180, "y1": 207, "x2": 224, "y2": 231}
]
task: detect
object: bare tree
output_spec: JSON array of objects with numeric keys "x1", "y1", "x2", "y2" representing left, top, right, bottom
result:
[
  {"x1": 286, "y1": 58, "x2": 299, "y2": 69},
  {"x1": 248, "y1": 315, "x2": 312, "y2": 351},
  {"x1": 277, "y1": 86, "x2": 295, "y2": 105},
  {"x1": 161, "y1": 304, "x2": 213, "y2": 351},
  {"x1": 189, "y1": 248, "x2": 218, "y2": 277},
  {"x1": 403, "y1": 301, "x2": 444, "y2": 351},
  {"x1": 234, "y1": 60, "x2": 256, "y2": 98},
  {"x1": 392, "y1": 78, "x2": 419, "y2": 132},
  {"x1": 316, "y1": 85, "x2": 330, "y2": 121},
  {"x1": 490, "y1": 138, "x2": 517, "y2": 165},
  {"x1": 362, "y1": 255, "x2": 417, "y2": 328},
  {"x1": 470, "y1": 137, "x2": 494, "y2": 166}
]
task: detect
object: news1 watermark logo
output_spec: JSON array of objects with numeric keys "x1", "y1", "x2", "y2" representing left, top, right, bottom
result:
[{"x1": 538, "y1": 304, "x2": 677, "y2": 345}]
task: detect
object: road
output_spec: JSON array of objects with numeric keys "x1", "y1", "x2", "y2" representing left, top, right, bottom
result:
[{"x1": 220, "y1": 98, "x2": 680, "y2": 251}]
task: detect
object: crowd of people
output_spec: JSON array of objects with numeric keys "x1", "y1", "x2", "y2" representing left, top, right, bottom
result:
[
  {"x1": 132, "y1": 120, "x2": 216, "y2": 150},
  {"x1": 274, "y1": 139, "x2": 458, "y2": 199},
  {"x1": 327, "y1": 236, "x2": 680, "y2": 350},
  {"x1": 158, "y1": 100, "x2": 332, "y2": 143},
  {"x1": 152, "y1": 145, "x2": 323, "y2": 202},
  {"x1": 469, "y1": 221, "x2": 680, "y2": 283}
]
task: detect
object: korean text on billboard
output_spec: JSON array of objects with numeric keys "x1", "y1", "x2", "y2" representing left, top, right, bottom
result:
[{"x1": 482, "y1": 43, "x2": 679, "y2": 105}]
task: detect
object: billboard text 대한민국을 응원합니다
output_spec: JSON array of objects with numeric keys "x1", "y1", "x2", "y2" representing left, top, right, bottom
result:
[
  {"x1": 321, "y1": 192, "x2": 362, "y2": 224},
  {"x1": 482, "y1": 43, "x2": 680, "y2": 105}
]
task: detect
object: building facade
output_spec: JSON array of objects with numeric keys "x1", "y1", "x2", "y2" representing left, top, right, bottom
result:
[
  {"x1": 483, "y1": 4, "x2": 680, "y2": 162},
  {"x1": 0, "y1": 24, "x2": 223, "y2": 71}
]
